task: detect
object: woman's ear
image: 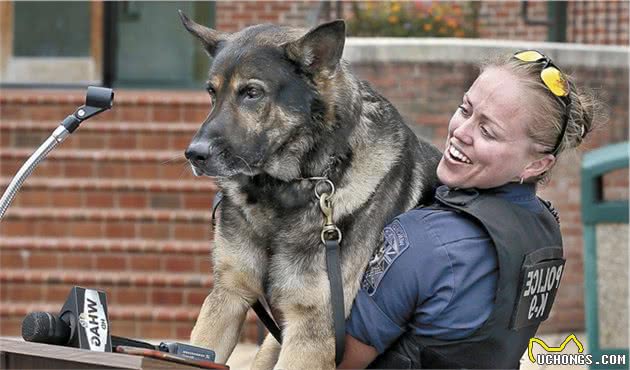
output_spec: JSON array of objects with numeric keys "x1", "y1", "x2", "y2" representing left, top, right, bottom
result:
[{"x1": 520, "y1": 154, "x2": 556, "y2": 180}]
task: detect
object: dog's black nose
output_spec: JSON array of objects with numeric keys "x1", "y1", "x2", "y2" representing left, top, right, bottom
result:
[{"x1": 185, "y1": 143, "x2": 210, "y2": 162}]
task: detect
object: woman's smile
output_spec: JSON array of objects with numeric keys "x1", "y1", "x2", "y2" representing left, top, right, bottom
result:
[{"x1": 445, "y1": 140, "x2": 472, "y2": 165}]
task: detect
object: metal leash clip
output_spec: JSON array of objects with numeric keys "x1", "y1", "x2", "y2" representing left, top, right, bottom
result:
[{"x1": 315, "y1": 179, "x2": 342, "y2": 244}]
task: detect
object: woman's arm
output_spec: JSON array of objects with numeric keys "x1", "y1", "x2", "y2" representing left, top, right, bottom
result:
[
  {"x1": 339, "y1": 219, "x2": 426, "y2": 368},
  {"x1": 338, "y1": 334, "x2": 378, "y2": 369}
]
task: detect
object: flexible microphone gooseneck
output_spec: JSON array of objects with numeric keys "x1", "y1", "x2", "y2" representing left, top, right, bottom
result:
[{"x1": 0, "y1": 86, "x2": 114, "y2": 220}]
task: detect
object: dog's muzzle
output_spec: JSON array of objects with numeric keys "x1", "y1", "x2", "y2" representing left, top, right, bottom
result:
[{"x1": 185, "y1": 141, "x2": 255, "y2": 177}]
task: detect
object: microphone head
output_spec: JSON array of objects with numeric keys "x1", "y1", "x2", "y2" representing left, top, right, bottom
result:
[
  {"x1": 22, "y1": 312, "x2": 71, "y2": 345},
  {"x1": 86, "y1": 86, "x2": 114, "y2": 109}
]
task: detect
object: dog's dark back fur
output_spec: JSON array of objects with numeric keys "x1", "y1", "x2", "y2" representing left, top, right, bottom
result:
[{"x1": 181, "y1": 13, "x2": 442, "y2": 368}]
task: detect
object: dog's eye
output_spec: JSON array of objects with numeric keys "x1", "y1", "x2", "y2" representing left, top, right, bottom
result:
[{"x1": 245, "y1": 86, "x2": 263, "y2": 100}]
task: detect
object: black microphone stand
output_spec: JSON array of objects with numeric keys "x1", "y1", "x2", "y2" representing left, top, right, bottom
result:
[{"x1": 0, "y1": 86, "x2": 114, "y2": 220}]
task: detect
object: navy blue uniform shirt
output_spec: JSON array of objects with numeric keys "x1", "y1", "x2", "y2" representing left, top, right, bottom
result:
[{"x1": 346, "y1": 183, "x2": 545, "y2": 353}]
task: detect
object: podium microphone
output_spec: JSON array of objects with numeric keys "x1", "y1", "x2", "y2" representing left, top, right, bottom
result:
[
  {"x1": 22, "y1": 286, "x2": 113, "y2": 352},
  {"x1": 22, "y1": 312, "x2": 71, "y2": 345},
  {"x1": 22, "y1": 286, "x2": 217, "y2": 363},
  {"x1": 22, "y1": 311, "x2": 156, "y2": 350}
]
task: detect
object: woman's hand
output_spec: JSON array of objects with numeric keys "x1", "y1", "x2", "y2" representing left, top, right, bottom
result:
[{"x1": 338, "y1": 334, "x2": 378, "y2": 369}]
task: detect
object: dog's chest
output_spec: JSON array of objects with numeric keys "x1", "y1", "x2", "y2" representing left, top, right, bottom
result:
[
  {"x1": 226, "y1": 178, "x2": 327, "y2": 240},
  {"x1": 240, "y1": 201, "x2": 324, "y2": 245}
]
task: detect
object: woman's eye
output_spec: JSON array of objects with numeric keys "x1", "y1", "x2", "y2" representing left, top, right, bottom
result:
[
  {"x1": 480, "y1": 124, "x2": 493, "y2": 139},
  {"x1": 245, "y1": 86, "x2": 263, "y2": 100},
  {"x1": 458, "y1": 105, "x2": 470, "y2": 117}
]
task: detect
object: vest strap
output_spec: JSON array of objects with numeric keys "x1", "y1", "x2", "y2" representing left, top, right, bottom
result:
[{"x1": 252, "y1": 300, "x2": 283, "y2": 343}]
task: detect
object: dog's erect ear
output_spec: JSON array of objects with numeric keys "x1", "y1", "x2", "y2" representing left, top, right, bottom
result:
[
  {"x1": 284, "y1": 20, "x2": 346, "y2": 77},
  {"x1": 178, "y1": 10, "x2": 226, "y2": 57}
]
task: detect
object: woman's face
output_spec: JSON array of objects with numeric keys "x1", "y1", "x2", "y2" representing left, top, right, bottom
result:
[{"x1": 437, "y1": 67, "x2": 541, "y2": 189}]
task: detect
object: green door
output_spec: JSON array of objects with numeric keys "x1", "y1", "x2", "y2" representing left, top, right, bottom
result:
[{"x1": 113, "y1": 1, "x2": 214, "y2": 88}]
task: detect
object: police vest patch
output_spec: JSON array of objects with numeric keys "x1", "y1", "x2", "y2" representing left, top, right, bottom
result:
[
  {"x1": 510, "y1": 247, "x2": 565, "y2": 330},
  {"x1": 361, "y1": 220, "x2": 409, "y2": 296}
]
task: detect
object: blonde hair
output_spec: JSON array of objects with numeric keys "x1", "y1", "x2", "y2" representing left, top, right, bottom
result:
[{"x1": 479, "y1": 53, "x2": 606, "y2": 184}]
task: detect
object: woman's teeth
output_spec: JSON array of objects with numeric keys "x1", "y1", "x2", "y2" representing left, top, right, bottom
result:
[{"x1": 448, "y1": 144, "x2": 472, "y2": 164}]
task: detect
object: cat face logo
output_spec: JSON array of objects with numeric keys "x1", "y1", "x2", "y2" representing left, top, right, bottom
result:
[{"x1": 528, "y1": 333, "x2": 584, "y2": 363}]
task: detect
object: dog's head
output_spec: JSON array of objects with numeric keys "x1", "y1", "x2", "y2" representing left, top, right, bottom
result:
[{"x1": 179, "y1": 11, "x2": 347, "y2": 181}]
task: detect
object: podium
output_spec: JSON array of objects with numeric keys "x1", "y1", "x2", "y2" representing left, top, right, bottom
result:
[{"x1": 0, "y1": 338, "x2": 203, "y2": 369}]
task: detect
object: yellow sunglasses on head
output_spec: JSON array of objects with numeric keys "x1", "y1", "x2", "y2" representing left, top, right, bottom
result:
[{"x1": 513, "y1": 50, "x2": 572, "y2": 155}]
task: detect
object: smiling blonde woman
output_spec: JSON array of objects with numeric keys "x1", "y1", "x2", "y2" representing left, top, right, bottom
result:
[{"x1": 339, "y1": 50, "x2": 603, "y2": 370}]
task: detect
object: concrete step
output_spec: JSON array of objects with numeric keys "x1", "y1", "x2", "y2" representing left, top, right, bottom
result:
[
  {"x1": 0, "y1": 148, "x2": 196, "y2": 180},
  {"x1": 0, "y1": 236, "x2": 213, "y2": 254},
  {"x1": 0, "y1": 268, "x2": 213, "y2": 287},
  {"x1": 0, "y1": 237, "x2": 213, "y2": 274},
  {"x1": 0, "y1": 269, "x2": 212, "y2": 307},
  {"x1": 0, "y1": 88, "x2": 211, "y2": 124},
  {"x1": 0, "y1": 302, "x2": 260, "y2": 341},
  {"x1": 0, "y1": 207, "x2": 213, "y2": 240},
  {"x1": 0, "y1": 176, "x2": 217, "y2": 210},
  {"x1": 0, "y1": 120, "x2": 199, "y2": 151}
]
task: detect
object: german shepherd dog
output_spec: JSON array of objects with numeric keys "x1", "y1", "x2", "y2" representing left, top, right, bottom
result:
[{"x1": 179, "y1": 12, "x2": 441, "y2": 369}]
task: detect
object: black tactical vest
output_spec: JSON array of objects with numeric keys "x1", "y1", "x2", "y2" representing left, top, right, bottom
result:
[{"x1": 368, "y1": 186, "x2": 564, "y2": 369}]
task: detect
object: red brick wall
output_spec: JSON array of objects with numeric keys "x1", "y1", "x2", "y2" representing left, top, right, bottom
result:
[
  {"x1": 0, "y1": 90, "x2": 224, "y2": 340},
  {"x1": 479, "y1": 1, "x2": 630, "y2": 45},
  {"x1": 215, "y1": 1, "x2": 319, "y2": 31},
  {"x1": 214, "y1": 1, "x2": 630, "y2": 46},
  {"x1": 603, "y1": 168, "x2": 629, "y2": 201},
  {"x1": 567, "y1": 1, "x2": 629, "y2": 45},
  {"x1": 477, "y1": 1, "x2": 549, "y2": 41}
]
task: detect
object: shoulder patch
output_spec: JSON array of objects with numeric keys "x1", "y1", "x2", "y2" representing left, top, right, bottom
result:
[{"x1": 361, "y1": 220, "x2": 410, "y2": 296}]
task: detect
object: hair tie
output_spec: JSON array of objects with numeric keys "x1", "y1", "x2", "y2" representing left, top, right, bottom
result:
[{"x1": 580, "y1": 124, "x2": 586, "y2": 138}]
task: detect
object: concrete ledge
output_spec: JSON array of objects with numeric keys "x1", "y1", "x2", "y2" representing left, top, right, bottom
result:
[{"x1": 344, "y1": 38, "x2": 629, "y2": 68}]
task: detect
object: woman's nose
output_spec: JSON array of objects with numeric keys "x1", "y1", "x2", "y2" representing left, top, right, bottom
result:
[{"x1": 452, "y1": 118, "x2": 474, "y2": 145}]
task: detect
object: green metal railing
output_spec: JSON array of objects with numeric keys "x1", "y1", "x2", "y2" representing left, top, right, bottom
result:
[{"x1": 581, "y1": 141, "x2": 629, "y2": 369}]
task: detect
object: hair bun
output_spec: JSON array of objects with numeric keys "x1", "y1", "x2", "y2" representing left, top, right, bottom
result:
[{"x1": 569, "y1": 86, "x2": 604, "y2": 148}]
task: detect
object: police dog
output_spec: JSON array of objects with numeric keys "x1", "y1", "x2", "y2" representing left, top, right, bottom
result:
[{"x1": 179, "y1": 12, "x2": 441, "y2": 370}]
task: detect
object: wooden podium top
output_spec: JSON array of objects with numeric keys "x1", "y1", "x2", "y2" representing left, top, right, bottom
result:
[{"x1": 0, "y1": 338, "x2": 204, "y2": 370}]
